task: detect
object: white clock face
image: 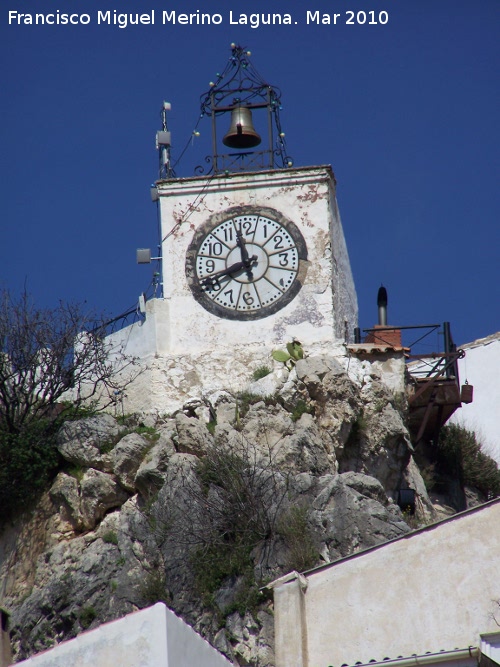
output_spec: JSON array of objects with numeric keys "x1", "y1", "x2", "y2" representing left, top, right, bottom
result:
[{"x1": 185, "y1": 207, "x2": 308, "y2": 320}]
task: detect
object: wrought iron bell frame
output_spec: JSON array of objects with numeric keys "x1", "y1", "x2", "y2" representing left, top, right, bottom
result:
[{"x1": 196, "y1": 45, "x2": 293, "y2": 175}]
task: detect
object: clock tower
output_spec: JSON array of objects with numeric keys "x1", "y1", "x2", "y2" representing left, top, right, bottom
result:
[{"x1": 116, "y1": 46, "x2": 357, "y2": 414}]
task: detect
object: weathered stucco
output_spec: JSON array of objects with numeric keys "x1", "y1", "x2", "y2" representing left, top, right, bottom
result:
[
  {"x1": 104, "y1": 166, "x2": 358, "y2": 414},
  {"x1": 271, "y1": 499, "x2": 500, "y2": 667},
  {"x1": 14, "y1": 603, "x2": 233, "y2": 667}
]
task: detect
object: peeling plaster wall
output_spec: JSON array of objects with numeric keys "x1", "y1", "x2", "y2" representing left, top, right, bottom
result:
[
  {"x1": 103, "y1": 166, "x2": 358, "y2": 414},
  {"x1": 155, "y1": 166, "x2": 357, "y2": 355},
  {"x1": 105, "y1": 301, "x2": 352, "y2": 414},
  {"x1": 272, "y1": 500, "x2": 500, "y2": 667}
]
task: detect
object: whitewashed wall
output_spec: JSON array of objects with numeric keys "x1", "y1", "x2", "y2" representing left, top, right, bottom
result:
[
  {"x1": 155, "y1": 166, "x2": 357, "y2": 355},
  {"x1": 103, "y1": 165, "x2": 359, "y2": 415},
  {"x1": 271, "y1": 499, "x2": 500, "y2": 667},
  {"x1": 450, "y1": 332, "x2": 500, "y2": 463},
  {"x1": 15, "y1": 603, "x2": 232, "y2": 667}
]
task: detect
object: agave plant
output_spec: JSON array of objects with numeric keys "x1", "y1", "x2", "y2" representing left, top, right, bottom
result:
[{"x1": 271, "y1": 340, "x2": 304, "y2": 369}]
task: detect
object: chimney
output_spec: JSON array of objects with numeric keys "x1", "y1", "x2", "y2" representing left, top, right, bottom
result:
[{"x1": 365, "y1": 286, "x2": 402, "y2": 347}]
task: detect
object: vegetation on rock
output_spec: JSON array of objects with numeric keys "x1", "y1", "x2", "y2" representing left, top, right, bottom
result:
[
  {"x1": 437, "y1": 423, "x2": 500, "y2": 499},
  {"x1": 2, "y1": 351, "x2": 496, "y2": 666},
  {"x1": 0, "y1": 289, "x2": 139, "y2": 524}
]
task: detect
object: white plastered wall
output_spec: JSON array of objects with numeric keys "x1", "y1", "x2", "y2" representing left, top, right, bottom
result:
[
  {"x1": 15, "y1": 603, "x2": 233, "y2": 667},
  {"x1": 272, "y1": 499, "x2": 500, "y2": 667},
  {"x1": 102, "y1": 165, "x2": 358, "y2": 414},
  {"x1": 155, "y1": 165, "x2": 357, "y2": 354},
  {"x1": 450, "y1": 332, "x2": 500, "y2": 464}
]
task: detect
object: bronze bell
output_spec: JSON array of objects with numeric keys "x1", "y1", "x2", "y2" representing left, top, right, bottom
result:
[{"x1": 222, "y1": 106, "x2": 261, "y2": 149}]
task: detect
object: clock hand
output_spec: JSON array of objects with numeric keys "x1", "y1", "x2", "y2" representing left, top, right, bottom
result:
[
  {"x1": 201, "y1": 258, "x2": 257, "y2": 288},
  {"x1": 236, "y1": 225, "x2": 255, "y2": 280}
]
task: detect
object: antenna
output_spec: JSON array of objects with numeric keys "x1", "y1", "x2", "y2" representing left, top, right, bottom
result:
[
  {"x1": 157, "y1": 101, "x2": 173, "y2": 179},
  {"x1": 136, "y1": 248, "x2": 161, "y2": 264}
]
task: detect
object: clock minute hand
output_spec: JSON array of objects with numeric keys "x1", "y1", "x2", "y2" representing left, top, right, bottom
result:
[
  {"x1": 201, "y1": 260, "x2": 247, "y2": 287},
  {"x1": 201, "y1": 257, "x2": 258, "y2": 288}
]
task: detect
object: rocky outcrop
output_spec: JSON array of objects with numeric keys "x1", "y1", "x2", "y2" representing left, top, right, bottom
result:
[{"x1": 1, "y1": 355, "x2": 420, "y2": 666}]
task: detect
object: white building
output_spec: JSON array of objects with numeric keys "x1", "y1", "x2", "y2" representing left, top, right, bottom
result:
[
  {"x1": 450, "y1": 332, "x2": 500, "y2": 463},
  {"x1": 108, "y1": 165, "x2": 357, "y2": 415},
  {"x1": 269, "y1": 498, "x2": 500, "y2": 667},
  {"x1": 11, "y1": 603, "x2": 232, "y2": 667}
]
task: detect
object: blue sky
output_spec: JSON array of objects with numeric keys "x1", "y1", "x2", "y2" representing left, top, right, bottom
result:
[{"x1": 1, "y1": 0, "x2": 499, "y2": 350}]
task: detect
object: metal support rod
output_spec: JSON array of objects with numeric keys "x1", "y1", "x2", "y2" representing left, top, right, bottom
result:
[
  {"x1": 443, "y1": 321, "x2": 452, "y2": 378},
  {"x1": 211, "y1": 93, "x2": 218, "y2": 173},
  {"x1": 267, "y1": 88, "x2": 274, "y2": 169}
]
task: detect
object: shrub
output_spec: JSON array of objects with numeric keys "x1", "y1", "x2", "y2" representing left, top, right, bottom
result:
[
  {"x1": 438, "y1": 424, "x2": 500, "y2": 499},
  {"x1": 79, "y1": 606, "x2": 97, "y2": 629},
  {"x1": 289, "y1": 399, "x2": 315, "y2": 422},
  {"x1": 139, "y1": 570, "x2": 170, "y2": 606},
  {"x1": 277, "y1": 505, "x2": 318, "y2": 572},
  {"x1": 0, "y1": 420, "x2": 61, "y2": 525},
  {"x1": 148, "y1": 433, "x2": 290, "y2": 615},
  {"x1": 102, "y1": 530, "x2": 118, "y2": 545}
]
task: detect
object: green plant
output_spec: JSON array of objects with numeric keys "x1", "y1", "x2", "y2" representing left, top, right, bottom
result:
[
  {"x1": 64, "y1": 464, "x2": 86, "y2": 483},
  {"x1": 102, "y1": 530, "x2": 118, "y2": 545},
  {"x1": 79, "y1": 606, "x2": 97, "y2": 629},
  {"x1": 206, "y1": 420, "x2": 217, "y2": 435},
  {"x1": 235, "y1": 391, "x2": 264, "y2": 419},
  {"x1": 289, "y1": 399, "x2": 315, "y2": 422},
  {"x1": 134, "y1": 425, "x2": 160, "y2": 442},
  {"x1": 437, "y1": 424, "x2": 500, "y2": 499},
  {"x1": 148, "y1": 433, "x2": 290, "y2": 616},
  {"x1": 99, "y1": 433, "x2": 123, "y2": 454},
  {"x1": 271, "y1": 340, "x2": 304, "y2": 369},
  {"x1": 402, "y1": 508, "x2": 423, "y2": 530},
  {"x1": 277, "y1": 505, "x2": 318, "y2": 572},
  {"x1": 252, "y1": 365, "x2": 272, "y2": 381},
  {"x1": 0, "y1": 419, "x2": 61, "y2": 525},
  {"x1": 139, "y1": 570, "x2": 170, "y2": 606}
]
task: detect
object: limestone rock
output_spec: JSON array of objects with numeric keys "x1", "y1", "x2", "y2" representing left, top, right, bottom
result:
[
  {"x1": 402, "y1": 455, "x2": 435, "y2": 518},
  {"x1": 134, "y1": 431, "x2": 176, "y2": 500},
  {"x1": 246, "y1": 366, "x2": 289, "y2": 399},
  {"x1": 80, "y1": 469, "x2": 129, "y2": 530},
  {"x1": 1, "y1": 353, "x2": 435, "y2": 667},
  {"x1": 57, "y1": 414, "x2": 123, "y2": 472},
  {"x1": 338, "y1": 381, "x2": 412, "y2": 494},
  {"x1": 49, "y1": 473, "x2": 83, "y2": 531},
  {"x1": 223, "y1": 608, "x2": 275, "y2": 667},
  {"x1": 174, "y1": 412, "x2": 213, "y2": 455},
  {"x1": 112, "y1": 432, "x2": 152, "y2": 492},
  {"x1": 308, "y1": 471, "x2": 409, "y2": 559}
]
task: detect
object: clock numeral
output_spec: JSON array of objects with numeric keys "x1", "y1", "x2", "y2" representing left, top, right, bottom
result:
[
  {"x1": 273, "y1": 235, "x2": 284, "y2": 250},
  {"x1": 207, "y1": 241, "x2": 223, "y2": 256},
  {"x1": 242, "y1": 292, "x2": 255, "y2": 306},
  {"x1": 205, "y1": 259, "x2": 215, "y2": 273},
  {"x1": 278, "y1": 252, "x2": 289, "y2": 267},
  {"x1": 204, "y1": 277, "x2": 222, "y2": 292},
  {"x1": 222, "y1": 228, "x2": 233, "y2": 243},
  {"x1": 223, "y1": 288, "x2": 234, "y2": 304},
  {"x1": 242, "y1": 220, "x2": 254, "y2": 236}
]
